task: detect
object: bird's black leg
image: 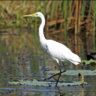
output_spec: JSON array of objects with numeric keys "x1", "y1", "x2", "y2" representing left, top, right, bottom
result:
[
  {"x1": 55, "y1": 62, "x2": 66, "y2": 87},
  {"x1": 44, "y1": 63, "x2": 66, "y2": 80},
  {"x1": 44, "y1": 62, "x2": 66, "y2": 87},
  {"x1": 44, "y1": 65, "x2": 66, "y2": 81},
  {"x1": 62, "y1": 62, "x2": 66, "y2": 72},
  {"x1": 55, "y1": 66, "x2": 62, "y2": 87},
  {"x1": 44, "y1": 70, "x2": 65, "y2": 81}
]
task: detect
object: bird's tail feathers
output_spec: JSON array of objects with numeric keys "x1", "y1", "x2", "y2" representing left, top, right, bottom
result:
[
  {"x1": 69, "y1": 53, "x2": 81, "y2": 65},
  {"x1": 70, "y1": 60, "x2": 81, "y2": 65}
]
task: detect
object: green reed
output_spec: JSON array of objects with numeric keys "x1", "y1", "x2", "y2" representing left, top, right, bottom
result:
[
  {"x1": 88, "y1": 0, "x2": 92, "y2": 18},
  {"x1": 51, "y1": 1, "x2": 55, "y2": 20},
  {"x1": 81, "y1": 1, "x2": 86, "y2": 21},
  {"x1": 63, "y1": 0, "x2": 67, "y2": 44},
  {"x1": 68, "y1": 0, "x2": 72, "y2": 24},
  {"x1": 87, "y1": 0, "x2": 94, "y2": 51},
  {"x1": 93, "y1": 1, "x2": 96, "y2": 51}
]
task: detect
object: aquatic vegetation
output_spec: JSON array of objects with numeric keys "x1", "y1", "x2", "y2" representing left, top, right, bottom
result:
[
  {"x1": 82, "y1": 59, "x2": 96, "y2": 65},
  {"x1": 9, "y1": 79, "x2": 87, "y2": 87},
  {"x1": 47, "y1": 70, "x2": 96, "y2": 76}
]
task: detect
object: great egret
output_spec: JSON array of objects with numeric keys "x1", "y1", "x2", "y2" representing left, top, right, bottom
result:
[{"x1": 24, "y1": 12, "x2": 81, "y2": 86}]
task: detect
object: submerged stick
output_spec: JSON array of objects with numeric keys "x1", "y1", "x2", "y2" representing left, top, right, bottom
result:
[{"x1": 81, "y1": 74, "x2": 84, "y2": 88}]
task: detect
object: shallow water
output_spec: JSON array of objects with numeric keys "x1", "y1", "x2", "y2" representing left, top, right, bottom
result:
[{"x1": 0, "y1": 28, "x2": 96, "y2": 96}]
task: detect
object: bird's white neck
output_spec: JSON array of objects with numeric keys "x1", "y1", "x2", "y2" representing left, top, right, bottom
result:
[{"x1": 39, "y1": 14, "x2": 47, "y2": 47}]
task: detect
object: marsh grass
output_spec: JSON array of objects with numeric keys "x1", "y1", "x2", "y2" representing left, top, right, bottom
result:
[{"x1": 93, "y1": 1, "x2": 96, "y2": 51}]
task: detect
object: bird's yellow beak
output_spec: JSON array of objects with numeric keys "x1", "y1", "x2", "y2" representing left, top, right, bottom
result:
[{"x1": 23, "y1": 13, "x2": 37, "y2": 17}]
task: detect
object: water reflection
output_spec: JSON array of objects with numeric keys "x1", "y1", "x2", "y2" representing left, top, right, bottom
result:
[{"x1": 0, "y1": 28, "x2": 96, "y2": 96}]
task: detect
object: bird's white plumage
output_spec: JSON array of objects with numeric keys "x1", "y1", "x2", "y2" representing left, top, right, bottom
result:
[
  {"x1": 46, "y1": 40, "x2": 81, "y2": 65},
  {"x1": 25, "y1": 12, "x2": 81, "y2": 65}
]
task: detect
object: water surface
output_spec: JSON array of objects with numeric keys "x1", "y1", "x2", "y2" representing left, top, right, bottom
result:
[{"x1": 0, "y1": 28, "x2": 96, "y2": 96}]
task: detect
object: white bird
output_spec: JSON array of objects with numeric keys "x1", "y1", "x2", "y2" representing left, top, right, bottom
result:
[
  {"x1": 24, "y1": 12, "x2": 81, "y2": 86},
  {"x1": 24, "y1": 12, "x2": 81, "y2": 65}
]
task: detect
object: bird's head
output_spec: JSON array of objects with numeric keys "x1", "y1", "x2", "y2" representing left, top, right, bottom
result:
[{"x1": 24, "y1": 12, "x2": 43, "y2": 18}]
